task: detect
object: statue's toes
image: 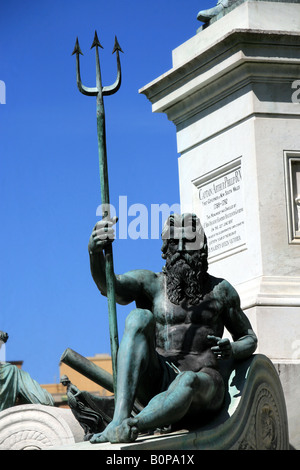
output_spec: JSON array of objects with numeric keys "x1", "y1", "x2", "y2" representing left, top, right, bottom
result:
[{"x1": 90, "y1": 432, "x2": 108, "y2": 443}]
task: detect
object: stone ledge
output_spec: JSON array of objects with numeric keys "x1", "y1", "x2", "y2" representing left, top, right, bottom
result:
[{"x1": 236, "y1": 275, "x2": 300, "y2": 309}]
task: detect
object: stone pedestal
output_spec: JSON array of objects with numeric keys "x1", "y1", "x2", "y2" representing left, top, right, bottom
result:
[{"x1": 140, "y1": 0, "x2": 300, "y2": 448}]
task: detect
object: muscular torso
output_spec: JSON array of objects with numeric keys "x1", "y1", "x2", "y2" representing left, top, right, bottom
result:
[{"x1": 143, "y1": 273, "x2": 228, "y2": 373}]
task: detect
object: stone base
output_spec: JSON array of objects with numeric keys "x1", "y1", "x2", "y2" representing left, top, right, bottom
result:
[
  {"x1": 273, "y1": 360, "x2": 300, "y2": 450},
  {"x1": 0, "y1": 404, "x2": 84, "y2": 450},
  {"x1": 51, "y1": 355, "x2": 289, "y2": 451}
]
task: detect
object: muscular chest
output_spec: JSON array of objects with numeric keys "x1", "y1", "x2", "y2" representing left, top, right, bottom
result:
[
  {"x1": 153, "y1": 291, "x2": 223, "y2": 328},
  {"x1": 152, "y1": 291, "x2": 224, "y2": 356}
]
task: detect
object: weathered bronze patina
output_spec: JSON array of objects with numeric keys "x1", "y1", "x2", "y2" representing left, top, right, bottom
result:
[
  {"x1": 0, "y1": 331, "x2": 54, "y2": 411},
  {"x1": 197, "y1": 0, "x2": 237, "y2": 23},
  {"x1": 60, "y1": 375, "x2": 114, "y2": 440},
  {"x1": 87, "y1": 213, "x2": 257, "y2": 443},
  {"x1": 72, "y1": 31, "x2": 123, "y2": 397}
]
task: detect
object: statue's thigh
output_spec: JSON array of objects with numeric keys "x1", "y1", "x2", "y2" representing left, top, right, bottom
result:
[
  {"x1": 190, "y1": 368, "x2": 225, "y2": 413},
  {"x1": 136, "y1": 353, "x2": 177, "y2": 406}
]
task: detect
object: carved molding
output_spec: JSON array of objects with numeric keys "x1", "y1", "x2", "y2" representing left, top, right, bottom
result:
[
  {"x1": 237, "y1": 385, "x2": 284, "y2": 450},
  {"x1": 0, "y1": 404, "x2": 84, "y2": 450}
]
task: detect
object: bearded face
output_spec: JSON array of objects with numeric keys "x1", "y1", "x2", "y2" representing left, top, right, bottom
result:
[{"x1": 161, "y1": 214, "x2": 208, "y2": 306}]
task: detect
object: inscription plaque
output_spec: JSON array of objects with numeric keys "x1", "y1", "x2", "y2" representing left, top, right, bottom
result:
[
  {"x1": 284, "y1": 151, "x2": 300, "y2": 243},
  {"x1": 195, "y1": 159, "x2": 246, "y2": 259}
]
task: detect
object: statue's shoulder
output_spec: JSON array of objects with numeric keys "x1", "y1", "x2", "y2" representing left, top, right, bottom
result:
[
  {"x1": 121, "y1": 268, "x2": 160, "y2": 292},
  {"x1": 208, "y1": 275, "x2": 239, "y2": 302},
  {"x1": 124, "y1": 268, "x2": 159, "y2": 282},
  {"x1": 116, "y1": 269, "x2": 161, "y2": 304},
  {"x1": 1, "y1": 362, "x2": 17, "y2": 371},
  {"x1": 0, "y1": 362, "x2": 19, "y2": 382}
]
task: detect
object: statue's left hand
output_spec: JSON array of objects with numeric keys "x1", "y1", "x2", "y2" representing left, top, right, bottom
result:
[{"x1": 208, "y1": 335, "x2": 233, "y2": 359}]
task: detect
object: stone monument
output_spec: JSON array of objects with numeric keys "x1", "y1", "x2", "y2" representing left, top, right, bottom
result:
[
  {"x1": 51, "y1": 5, "x2": 291, "y2": 449},
  {"x1": 140, "y1": 0, "x2": 300, "y2": 449}
]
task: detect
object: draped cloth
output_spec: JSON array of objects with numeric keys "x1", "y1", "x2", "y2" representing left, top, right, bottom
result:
[{"x1": 0, "y1": 362, "x2": 54, "y2": 411}]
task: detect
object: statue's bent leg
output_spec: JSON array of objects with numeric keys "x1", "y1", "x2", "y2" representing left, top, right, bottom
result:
[
  {"x1": 133, "y1": 368, "x2": 224, "y2": 434},
  {"x1": 90, "y1": 308, "x2": 162, "y2": 444}
]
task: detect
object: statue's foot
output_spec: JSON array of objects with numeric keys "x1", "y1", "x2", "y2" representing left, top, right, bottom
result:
[
  {"x1": 197, "y1": 0, "x2": 229, "y2": 23},
  {"x1": 90, "y1": 418, "x2": 139, "y2": 444}
]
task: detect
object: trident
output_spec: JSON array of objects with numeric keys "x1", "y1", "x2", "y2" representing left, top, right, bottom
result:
[{"x1": 72, "y1": 31, "x2": 123, "y2": 399}]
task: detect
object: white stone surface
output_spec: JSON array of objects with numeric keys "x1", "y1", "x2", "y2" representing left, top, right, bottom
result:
[
  {"x1": 172, "y1": 1, "x2": 300, "y2": 67},
  {"x1": 140, "y1": 2, "x2": 300, "y2": 359},
  {"x1": 0, "y1": 404, "x2": 84, "y2": 450}
]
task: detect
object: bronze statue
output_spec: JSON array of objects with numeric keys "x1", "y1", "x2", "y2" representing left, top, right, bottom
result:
[
  {"x1": 0, "y1": 331, "x2": 54, "y2": 411},
  {"x1": 197, "y1": 0, "x2": 239, "y2": 24},
  {"x1": 87, "y1": 213, "x2": 257, "y2": 444},
  {"x1": 60, "y1": 375, "x2": 114, "y2": 441}
]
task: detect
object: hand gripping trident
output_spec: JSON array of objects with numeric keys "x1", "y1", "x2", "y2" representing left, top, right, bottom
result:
[{"x1": 72, "y1": 30, "x2": 123, "y2": 399}]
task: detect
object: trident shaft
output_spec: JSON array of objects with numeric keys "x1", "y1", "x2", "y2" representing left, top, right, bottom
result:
[{"x1": 72, "y1": 31, "x2": 123, "y2": 399}]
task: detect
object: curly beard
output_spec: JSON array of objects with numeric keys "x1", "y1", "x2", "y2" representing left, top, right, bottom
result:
[{"x1": 162, "y1": 250, "x2": 208, "y2": 306}]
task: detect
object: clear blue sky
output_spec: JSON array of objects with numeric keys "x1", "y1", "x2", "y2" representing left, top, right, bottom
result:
[{"x1": 0, "y1": 0, "x2": 214, "y2": 384}]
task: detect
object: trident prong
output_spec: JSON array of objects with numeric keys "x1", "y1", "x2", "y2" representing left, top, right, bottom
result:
[
  {"x1": 72, "y1": 30, "x2": 124, "y2": 400},
  {"x1": 103, "y1": 36, "x2": 123, "y2": 96},
  {"x1": 72, "y1": 31, "x2": 123, "y2": 98},
  {"x1": 72, "y1": 37, "x2": 98, "y2": 96}
]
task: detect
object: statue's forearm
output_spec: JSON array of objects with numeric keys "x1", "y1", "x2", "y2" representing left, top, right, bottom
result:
[
  {"x1": 89, "y1": 251, "x2": 108, "y2": 295},
  {"x1": 231, "y1": 332, "x2": 257, "y2": 360},
  {"x1": 89, "y1": 251, "x2": 137, "y2": 305}
]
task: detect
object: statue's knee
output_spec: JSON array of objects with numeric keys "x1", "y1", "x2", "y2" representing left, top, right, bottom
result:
[
  {"x1": 177, "y1": 371, "x2": 198, "y2": 390},
  {"x1": 125, "y1": 308, "x2": 154, "y2": 335}
]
